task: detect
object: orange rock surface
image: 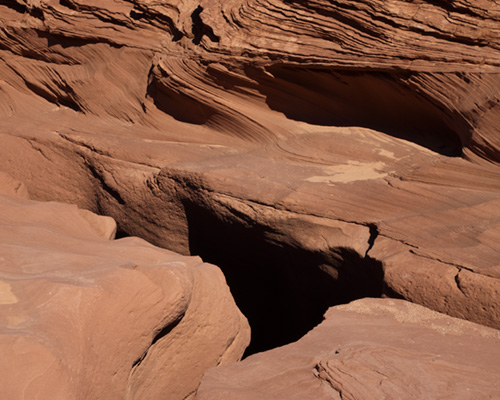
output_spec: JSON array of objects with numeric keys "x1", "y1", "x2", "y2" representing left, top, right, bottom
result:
[
  {"x1": 1, "y1": 0, "x2": 500, "y2": 397},
  {"x1": 0, "y1": 179, "x2": 249, "y2": 399},
  {"x1": 196, "y1": 298, "x2": 500, "y2": 400}
]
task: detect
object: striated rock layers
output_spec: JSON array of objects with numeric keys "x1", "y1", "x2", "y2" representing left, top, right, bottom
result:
[
  {"x1": 1, "y1": 0, "x2": 500, "y2": 367},
  {"x1": 196, "y1": 298, "x2": 500, "y2": 400},
  {"x1": 0, "y1": 177, "x2": 250, "y2": 400}
]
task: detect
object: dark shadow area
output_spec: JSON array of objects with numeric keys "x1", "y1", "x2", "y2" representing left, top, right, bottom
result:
[
  {"x1": 2, "y1": 0, "x2": 29, "y2": 14},
  {"x1": 184, "y1": 201, "x2": 384, "y2": 356},
  {"x1": 247, "y1": 65, "x2": 465, "y2": 157},
  {"x1": 146, "y1": 71, "x2": 216, "y2": 125},
  {"x1": 2, "y1": 1, "x2": 44, "y2": 19},
  {"x1": 29, "y1": 7, "x2": 44, "y2": 20},
  {"x1": 191, "y1": 6, "x2": 220, "y2": 45},
  {"x1": 114, "y1": 225, "x2": 129, "y2": 240},
  {"x1": 59, "y1": 0, "x2": 78, "y2": 10}
]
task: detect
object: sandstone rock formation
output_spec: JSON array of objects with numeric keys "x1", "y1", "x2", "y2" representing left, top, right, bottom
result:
[
  {"x1": 196, "y1": 298, "x2": 500, "y2": 400},
  {"x1": 0, "y1": 179, "x2": 249, "y2": 399},
  {"x1": 1, "y1": 0, "x2": 499, "y2": 376}
]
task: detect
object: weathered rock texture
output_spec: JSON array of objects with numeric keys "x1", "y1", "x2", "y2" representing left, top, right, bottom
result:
[
  {"x1": 0, "y1": 180, "x2": 249, "y2": 400},
  {"x1": 1, "y1": 0, "x2": 500, "y2": 354},
  {"x1": 195, "y1": 298, "x2": 500, "y2": 400}
]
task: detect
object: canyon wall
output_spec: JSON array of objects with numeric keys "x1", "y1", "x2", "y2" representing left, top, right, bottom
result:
[{"x1": 1, "y1": 0, "x2": 500, "y2": 398}]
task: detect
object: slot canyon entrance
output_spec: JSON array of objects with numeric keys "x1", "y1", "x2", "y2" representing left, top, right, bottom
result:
[{"x1": 183, "y1": 201, "x2": 384, "y2": 356}]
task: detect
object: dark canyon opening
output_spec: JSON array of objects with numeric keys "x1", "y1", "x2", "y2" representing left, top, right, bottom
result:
[{"x1": 183, "y1": 201, "x2": 384, "y2": 356}]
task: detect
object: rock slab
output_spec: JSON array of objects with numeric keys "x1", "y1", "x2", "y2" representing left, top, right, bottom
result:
[
  {"x1": 0, "y1": 187, "x2": 250, "y2": 400},
  {"x1": 195, "y1": 298, "x2": 500, "y2": 400}
]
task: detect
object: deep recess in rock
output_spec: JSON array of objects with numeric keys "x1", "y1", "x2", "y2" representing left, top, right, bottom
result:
[
  {"x1": 249, "y1": 66, "x2": 464, "y2": 157},
  {"x1": 3, "y1": 0, "x2": 29, "y2": 14},
  {"x1": 183, "y1": 201, "x2": 384, "y2": 356},
  {"x1": 191, "y1": 6, "x2": 220, "y2": 45},
  {"x1": 147, "y1": 73, "x2": 217, "y2": 125}
]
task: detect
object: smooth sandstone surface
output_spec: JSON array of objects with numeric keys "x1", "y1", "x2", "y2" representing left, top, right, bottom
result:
[
  {"x1": 0, "y1": 187, "x2": 250, "y2": 400},
  {"x1": 195, "y1": 298, "x2": 500, "y2": 400}
]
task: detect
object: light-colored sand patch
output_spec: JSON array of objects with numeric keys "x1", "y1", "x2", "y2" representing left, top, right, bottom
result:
[
  {"x1": 0, "y1": 281, "x2": 17, "y2": 304},
  {"x1": 306, "y1": 161, "x2": 386, "y2": 184},
  {"x1": 377, "y1": 149, "x2": 396, "y2": 159},
  {"x1": 7, "y1": 315, "x2": 28, "y2": 328}
]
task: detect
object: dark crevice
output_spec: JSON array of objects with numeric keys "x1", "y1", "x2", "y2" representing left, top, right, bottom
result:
[
  {"x1": 93, "y1": 13, "x2": 130, "y2": 29},
  {"x1": 114, "y1": 225, "x2": 129, "y2": 239},
  {"x1": 151, "y1": 316, "x2": 183, "y2": 346},
  {"x1": 59, "y1": 0, "x2": 79, "y2": 11},
  {"x1": 191, "y1": 6, "x2": 220, "y2": 45},
  {"x1": 183, "y1": 200, "x2": 384, "y2": 356},
  {"x1": 86, "y1": 163, "x2": 126, "y2": 205},
  {"x1": 55, "y1": 98, "x2": 82, "y2": 112},
  {"x1": 1, "y1": 1, "x2": 44, "y2": 19},
  {"x1": 381, "y1": 283, "x2": 406, "y2": 300},
  {"x1": 454, "y1": 269, "x2": 466, "y2": 295},
  {"x1": 131, "y1": 314, "x2": 184, "y2": 369},
  {"x1": 2, "y1": 1, "x2": 29, "y2": 14},
  {"x1": 29, "y1": 7, "x2": 45, "y2": 20},
  {"x1": 364, "y1": 223, "x2": 379, "y2": 258},
  {"x1": 129, "y1": 9, "x2": 144, "y2": 19}
]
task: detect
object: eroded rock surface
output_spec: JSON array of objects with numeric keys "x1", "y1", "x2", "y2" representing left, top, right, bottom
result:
[
  {"x1": 195, "y1": 298, "x2": 500, "y2": 400},
  {"x1": 0, "y1": 184, "x2": 249, "y2": 399},
  {"x1": 1, "y1": 0, "x2": 500, "y2": 353}
]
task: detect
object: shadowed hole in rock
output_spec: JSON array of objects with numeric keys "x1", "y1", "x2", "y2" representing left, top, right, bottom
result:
[
  {"x1": 59, "y1": 0, "x2": 78, "y2": 10},
  {"x1": 191, "y1": 6, "x2": 220, "y2": 45},
  {"x1": 183, "y1": 201, "x2": 384, "y2": 356},
  {"x1": 114, "y1": 226, "x2": 129, "y2": 240},
  {"x1": 247, "y1": 65, "x2": 466, "y2": 157},
  {"x1": 2, "y1": 1, "x2": 29, "y2": 14}
]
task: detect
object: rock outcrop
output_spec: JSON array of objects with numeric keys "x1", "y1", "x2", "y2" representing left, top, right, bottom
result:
[
  {"x1": 195, "y1": 298, "x2": 500, "y2": 400},
  {"x1": 0, "y1": 179, "x2": 249, "y2": 400},
  {"x1": 1, "y1": 0, "x2": 499, "y2": 358}
]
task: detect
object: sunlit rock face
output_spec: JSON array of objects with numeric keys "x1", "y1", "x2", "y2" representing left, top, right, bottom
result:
[
  {"x1": 195, "y1": 298, "x2": 500, "y2": 400},
  {"x1": 1, "y1": 0, "x2": 500, "y2": 389},
  {"x1": 0, "y1": 177, "x2": 249, "y2": 400}
]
